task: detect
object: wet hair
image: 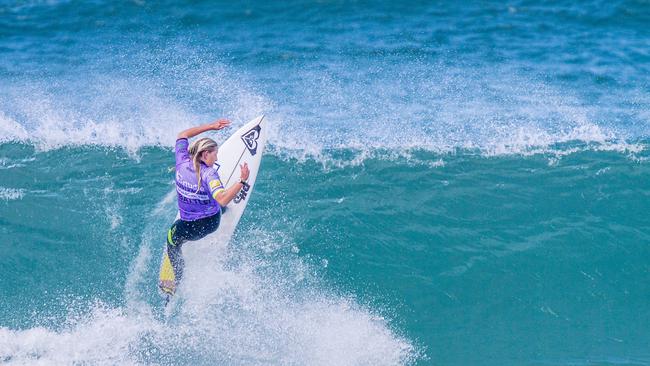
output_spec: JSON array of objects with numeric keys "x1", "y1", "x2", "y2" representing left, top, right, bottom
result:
[{"x1": 188, "y1": 137, "x2": 218, "y2": 192}]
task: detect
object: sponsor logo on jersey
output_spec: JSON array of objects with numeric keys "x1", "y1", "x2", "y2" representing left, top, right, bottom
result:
[{"x1": 209, "y1": 179, "x2": 222, "y2": 189}]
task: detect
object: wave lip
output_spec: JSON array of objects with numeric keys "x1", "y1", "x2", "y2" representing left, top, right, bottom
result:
[{"x1": 1, "y1": 110, "x2": 644, "y2": 159}]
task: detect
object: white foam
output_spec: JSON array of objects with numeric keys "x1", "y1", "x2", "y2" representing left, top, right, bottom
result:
[
  {"x1": 1, "y1": 55, "x2": 645, "y2": 166},
  {"x1": 0, "y1": 54, "x2": 272, "y2": 153},
  {"x1": 262, "y1": 64, "x2": 645, "y2": 164},
  {"x1": 0, "y1": 241, "x2": 417, "y2": 365},
  {"x1": 0, "y1": 303, "x2": 159, "y2": 366},
  {"x1": 173, "y1": 231, "x2": 419, "y2": 365},
  {"x1": 0, "y1": 187, "x2": 25, "y2": 201},
  {"x1": 0, "y1": 111, "x2": 28, "y2": 143}
]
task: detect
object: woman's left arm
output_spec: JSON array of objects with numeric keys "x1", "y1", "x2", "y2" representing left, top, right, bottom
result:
[
  {"x1": 177, "y1": 119, "x2": 230, "y2": 139},
  {"x1": 215, "y1": 163, "x2": 250, "y2": 207}
]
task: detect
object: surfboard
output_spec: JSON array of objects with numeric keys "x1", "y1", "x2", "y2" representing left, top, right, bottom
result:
[{"x1": 158, "y1": 115, "x2": 268, "y2": 301}]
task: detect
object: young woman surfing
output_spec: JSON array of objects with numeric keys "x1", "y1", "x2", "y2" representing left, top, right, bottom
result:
[{"x1": 159, "y1": 118, "x2": 249, "y2": 297}]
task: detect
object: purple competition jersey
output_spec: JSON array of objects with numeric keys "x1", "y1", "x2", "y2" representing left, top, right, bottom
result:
[{"x1": 174, "y1": 138, "x2": 225, "y2": 221}]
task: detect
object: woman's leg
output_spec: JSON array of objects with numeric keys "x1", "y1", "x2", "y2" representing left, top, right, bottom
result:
[{"x1": 166, "y1": 213, "x2": 221, "y2": 286}]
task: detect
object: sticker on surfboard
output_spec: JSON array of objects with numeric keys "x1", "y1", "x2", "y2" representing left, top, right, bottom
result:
[{"x1": 241, "y1": 125, "x2": 261, "y2": 156}]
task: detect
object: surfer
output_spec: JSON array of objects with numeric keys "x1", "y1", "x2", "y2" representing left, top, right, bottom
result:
[{"x1": 159, "y1": 118, "x2": 250, "y2": 296}]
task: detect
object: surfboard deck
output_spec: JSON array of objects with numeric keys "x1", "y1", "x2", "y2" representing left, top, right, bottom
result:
[{"x1": 158, "y1": 115, "x2": 268, "y2": 300}]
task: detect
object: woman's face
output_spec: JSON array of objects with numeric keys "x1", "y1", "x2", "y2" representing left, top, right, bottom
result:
[{"x1": 202, "y1": 148, "x2": 218, "y2": 166}]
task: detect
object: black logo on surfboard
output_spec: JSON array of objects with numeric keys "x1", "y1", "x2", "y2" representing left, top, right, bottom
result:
[
  {"x1": 241, "y1": 125, "x2": 261, "y2": 156},
  {"x1": 233, "y1": 183, "x2": 250, "y2": 204}
]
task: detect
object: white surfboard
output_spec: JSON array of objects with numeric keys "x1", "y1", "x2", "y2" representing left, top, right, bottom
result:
[{"x1": 159, "y1": 115, "x2": 268, "y2": 299}]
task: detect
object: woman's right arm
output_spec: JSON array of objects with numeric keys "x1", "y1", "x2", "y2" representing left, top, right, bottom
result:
[{"x1": 177, "y1": 119, "x2": 230, "y2": 139}]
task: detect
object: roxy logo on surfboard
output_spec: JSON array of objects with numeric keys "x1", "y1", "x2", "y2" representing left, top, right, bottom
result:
[{"x1": 241, "y1": 125, "x2": 261, "y2": 155}]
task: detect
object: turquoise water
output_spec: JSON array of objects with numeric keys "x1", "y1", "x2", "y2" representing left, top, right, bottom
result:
[{"x1": 1, "y1": 1, "x2": 650, "y2": 365}]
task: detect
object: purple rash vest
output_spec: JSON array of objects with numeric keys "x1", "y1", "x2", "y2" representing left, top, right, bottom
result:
[{"x1": 175, "y1": 138, "x2": 225, "y2": 221}]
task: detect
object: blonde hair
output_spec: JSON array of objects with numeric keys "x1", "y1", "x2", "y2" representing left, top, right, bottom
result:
[{"x1": 188, "y1": 137, "x2": 218, "y2": 192}]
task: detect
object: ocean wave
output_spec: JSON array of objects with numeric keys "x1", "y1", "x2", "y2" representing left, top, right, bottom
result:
[
  {"x1": 1, "y1": 99, "x2": 646, "y2": 160},
  {"x1": 0, "y1": 183, "x2": 420, "y2": 365},
  {"x1": 265, "y1": 139, "x2": 647, "y2": 169},
  {"x1": 0, "y1": 136, "x2": 646, "y2": 174},
  {"x1": 0, "y1": 228, "x2": 419, "y2": 366},
  {"x1": 0, "y1": 48, "x2": 272, "y2": 153},
  {"x1": 1, "y1": 107, "x2": 645, "y2": 165},
  {"x1": 1, "y1": 45, "x2": 647, "y2": 159}
]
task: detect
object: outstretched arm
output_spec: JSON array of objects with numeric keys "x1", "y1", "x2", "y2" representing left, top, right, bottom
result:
[{"x1": 177, "y1": 119, "x2": 230, "y2": 139}]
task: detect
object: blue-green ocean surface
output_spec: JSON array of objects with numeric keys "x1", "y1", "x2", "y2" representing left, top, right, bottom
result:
[{"x1": 1, "y1": 1, "x2": 649, "y2": 365}]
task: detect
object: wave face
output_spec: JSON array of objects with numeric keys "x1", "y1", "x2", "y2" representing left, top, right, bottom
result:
[{"x1": 1, "y1": 1, "x2": 650, "y2": 365}]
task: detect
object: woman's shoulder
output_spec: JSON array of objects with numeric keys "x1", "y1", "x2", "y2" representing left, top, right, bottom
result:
[{"x1": 200, "y1": 164, "x2": 220, "y2": 176}]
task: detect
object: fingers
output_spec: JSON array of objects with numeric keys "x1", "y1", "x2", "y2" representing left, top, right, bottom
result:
[
  {"x1": 240, "y1": 163, "x2": 250, "y2": 179},
  {"x1": 213, "y1": 119, "x2": 231, "y2": 130}
]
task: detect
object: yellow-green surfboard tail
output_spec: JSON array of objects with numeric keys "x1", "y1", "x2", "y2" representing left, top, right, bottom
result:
[{"x1": 158, "y1": 249, "x2": 176, "y2": 296}]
